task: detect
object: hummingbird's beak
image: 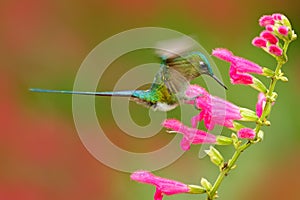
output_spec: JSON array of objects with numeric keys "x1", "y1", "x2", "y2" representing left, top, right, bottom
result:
[{"x1": 210, "y1": 74, "x2": 228, "y2": 90}]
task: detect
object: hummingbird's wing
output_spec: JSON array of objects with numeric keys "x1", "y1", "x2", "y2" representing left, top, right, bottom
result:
[
  {"x1": 151, "y1": 63, "x2": 191, "y2": 101},
  {"x1": 155, "y1": 36, "x2": 196, "y2": 60},
  {"x1": 165, "y1": 55, "x2": 201, "y2": 82},
  {"x1": 155, "y1": 36, "x2": 201, "y2": 82},
  {"x1": 165, "y1": 66, "x2": 191, "y2": 99}
]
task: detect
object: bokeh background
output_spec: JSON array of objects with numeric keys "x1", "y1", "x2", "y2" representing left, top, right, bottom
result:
[{"x1": 1, "y1": 0, "x2": 299, "y2": 199}]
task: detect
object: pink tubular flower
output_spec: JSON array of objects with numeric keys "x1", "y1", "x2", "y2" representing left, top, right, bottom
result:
[
  {"x1": 268, "y1": 45, "x2": 283, "y2": 56},
  {"x1": 259, "y1": 15, "x2": 275, "y2": 27},
  {"x1": 186, "y1": 85, "x2": 242, "y2": 130},
  {"x1": 278, "y1": 26, "x2": 289, "y2": 36},
  {"x1": 131, "y1": 171, "x2": 190, "y2": 200},
  {"x1": 256, "y1": 92, "x2": 266, "y2": 117},
  {"x1": 260, "y1": 30, "x2": 278, "y2": 44},
  {"x1": 162, "y1": 119, "x2": 216, "y2": 151},
  {"x1": 237, "y1": 128, "x2": 255, "y2": 139},
  {"x1": 212, "y1": 48, "x2": 263, "y2": 85},
  {"x1": 229, "y1": 67, "x2": 254, "y2": 84},
  {"x1": 252, "y1": 37, "x2": 267, "y2": 48}
]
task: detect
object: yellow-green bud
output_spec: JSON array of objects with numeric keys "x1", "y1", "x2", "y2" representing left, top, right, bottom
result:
[
  {"x1": 240, "y1": 108, "x2": 259, "y2": 122},
  {"x1": 262, "y1": 67, "x2": 275, "y2": 77},
  {"x1": 188, "y1": 185, "x2": 206, "y2": 194},
  {"x1": 250, "y1": 77, "x2": 268, "y2": 93},
  {"x1": 216, "y1": 136, "x2": 233, "y2": 145},
  {"x1": 200, "y1": 178, "x2": 212, "y2": 191},
  {"x1": 205, "y1": 146, "x2": 224, "y2": 167}
]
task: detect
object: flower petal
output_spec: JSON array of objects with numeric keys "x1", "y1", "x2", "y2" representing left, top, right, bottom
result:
[
  {"x1": 252, "y1": 37, "x2": 267, "y2": 48},
  {"x1": 268, "y1": 45, "x2": 283, "y2": 56},
  {"x1": 229, "y1": 66, "x2": 254, "y2": 84},
  {"x1": 256, "y1": 92, "x2": 266, "y2": 117},
  {"x1": 237, "y1": 128, "x2": 255, "y2": 139},
  {"x1": 212, "y1": 48, "x2": 234, "y2": 62},
  {"x1": 278, "y1": 26, "x2": 289, "y2": 36},
  {"x1": 259, "y1": 15, "x2": 275, "y2": 27},
  {"x1": 131, "y1": 171, "x2": 190, "y2": 198},
  {"x1": 260, "y1": 30, "x2": 278, "y2": 45},
  {"x1": 163, "y1": 118, "x2": 216, "y2": 150}
]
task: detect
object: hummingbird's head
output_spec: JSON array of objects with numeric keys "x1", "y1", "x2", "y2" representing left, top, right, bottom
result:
[{"x1": 197, "y1": 54, "x2": 228, "y2": 90}]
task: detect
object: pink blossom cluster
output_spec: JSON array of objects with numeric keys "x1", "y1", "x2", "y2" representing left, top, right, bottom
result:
[{"x1": 252, "y1": 13, "x2": 293, "y2": 56}]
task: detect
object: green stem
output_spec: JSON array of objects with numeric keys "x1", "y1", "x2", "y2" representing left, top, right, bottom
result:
[
  {"x1": 206, "y1": 41, "x2": 290, "y2": 200},
  {"x1": 207, "y1": 142, "x2": 251, "y2": 200}
]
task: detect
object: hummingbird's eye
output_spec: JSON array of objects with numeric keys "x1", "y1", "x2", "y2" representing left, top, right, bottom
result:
[{"x1": 199, "y1": 61, "x2": 207, "y2": 68}]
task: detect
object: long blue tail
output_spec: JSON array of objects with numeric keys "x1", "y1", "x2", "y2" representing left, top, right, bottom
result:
[{"x1": 29, "y1": 88, "x2": 137, "y2": 97}]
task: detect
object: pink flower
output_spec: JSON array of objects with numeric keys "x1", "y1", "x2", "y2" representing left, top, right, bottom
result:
[
  {"x1": 260, "y1": 31, "x2": 278, "y2": 44},
  {"x1": 256, "y1": 92, "x2": 275, "y2": 118},
  {"x1": 229, "y1": 67, "x2": 254, "y2": 84},
  {"x1": 266, "y1": 25, "x2": 274, "y2": 32},
  {"x1": 272, "y1": 13, "x2": 283, "y2": 21},
  {"x1": 162, "y1": 119, "x2": 216, "y2": 151},
  {"x1": 237, "y1": 128, "x2": 255, "y2": 139},
  {"x1": 131, "y1": 171, "x2": 189, "y2": 200},
  {"x1": 259, "y1": 15, "x2": 275, "y2": 27},
  {"x1": 185, "y1": 84, "x2": 210, "y2": 98},
  {"x1": 252, "y1": 37, "x2": 267, "y2": 48},
  {"x1": 256, "y1": 92, "x2": 266, "y2": 117},
  {"x1": 212, "y1": 48, "x2": 263, "y2": 85},
  {"x1": 268, "y1": 45, "x2": 283, "y2": 56},
  {"x1": 278, "y1": 26, "x2": 289, "y2": 36},
  {"x1": 186, "y1": 85, "x2": 242, "y2": 130}
]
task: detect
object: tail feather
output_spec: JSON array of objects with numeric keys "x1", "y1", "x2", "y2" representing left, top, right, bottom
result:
[{"x1": 29, "y1": 88, "x2": 137, "y2": 97}]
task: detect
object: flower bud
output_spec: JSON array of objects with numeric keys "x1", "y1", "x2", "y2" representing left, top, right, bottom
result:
[
  {"x1": 263, "y1": 120, "x2": 271, "y2": 126},
  {"x1": 282, "y1": 16, "x2": 292, "y2": 28},
  {"x1": 263, "y1": 101, "x2": 272, "y2": 117},
  {"x1": 240, "y1": 108, "x2": 259, "y2": 122},
  {"x1": 278, "y1": 26, "x2": 289, "y2": 36},
  {"x1": 259, "y1": 15, "x2": 275, "y2": 27},
  {"x1": 200, "y1": 178, "x2": 212, "y2": 191},
  {"x1": 257, "y1": 130, "x2": 264, "y2": 141},
  {"x1": 252, "y1": 37, "x2": 267, "y2": 48},
  {"x1": 231, "y1": 121, "x2": 246, "y2": 132},
  {"x1": 231, "y1": 132, "x2": 239, "y2": 143},
  {"x1": 216, "y1": 136, "x2": 233, "y2": 145},
  {"x1": 188, "y1": 185, "x2": 206, "y2": 194},
  {"x1": 291, "y1": 30, "x2": 297, "y2": 41},
  {"x1": 205, "y1": 146, "x2": 224, "y2": 167},
  {"x1": 250, "y1": 77, "x2": 268, "y2": 93},
  {"x1": 262, "y1": 67, "x2": 275, "y2": 77},
  {"x1": 231, "y1": 133, "x2": 241, "y2": 149},
  {"x1": 260, "y1": 31, "x2": 278, "y2": 44},
  {"x1": 278, "y1": 76, "x2": 288, "y2": 82},
  {"x1": 237, "y1": 128, "x2": 256, "y2": 140},
  {"x1": 268, "y1": 45, "x2": 283, "y2": 56},
  {"x1": 266, "y1": 25, "x2": 274, "y2": 31}
]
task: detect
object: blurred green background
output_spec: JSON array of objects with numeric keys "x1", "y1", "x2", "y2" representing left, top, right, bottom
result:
[{"x1": 1, "y1": 0, "x2": 299, "y2": 199}]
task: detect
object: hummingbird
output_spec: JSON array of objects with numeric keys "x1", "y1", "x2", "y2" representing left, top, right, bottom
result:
[{"x1": 30, "y1": 38, "x2": 227, "y2": 111}]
